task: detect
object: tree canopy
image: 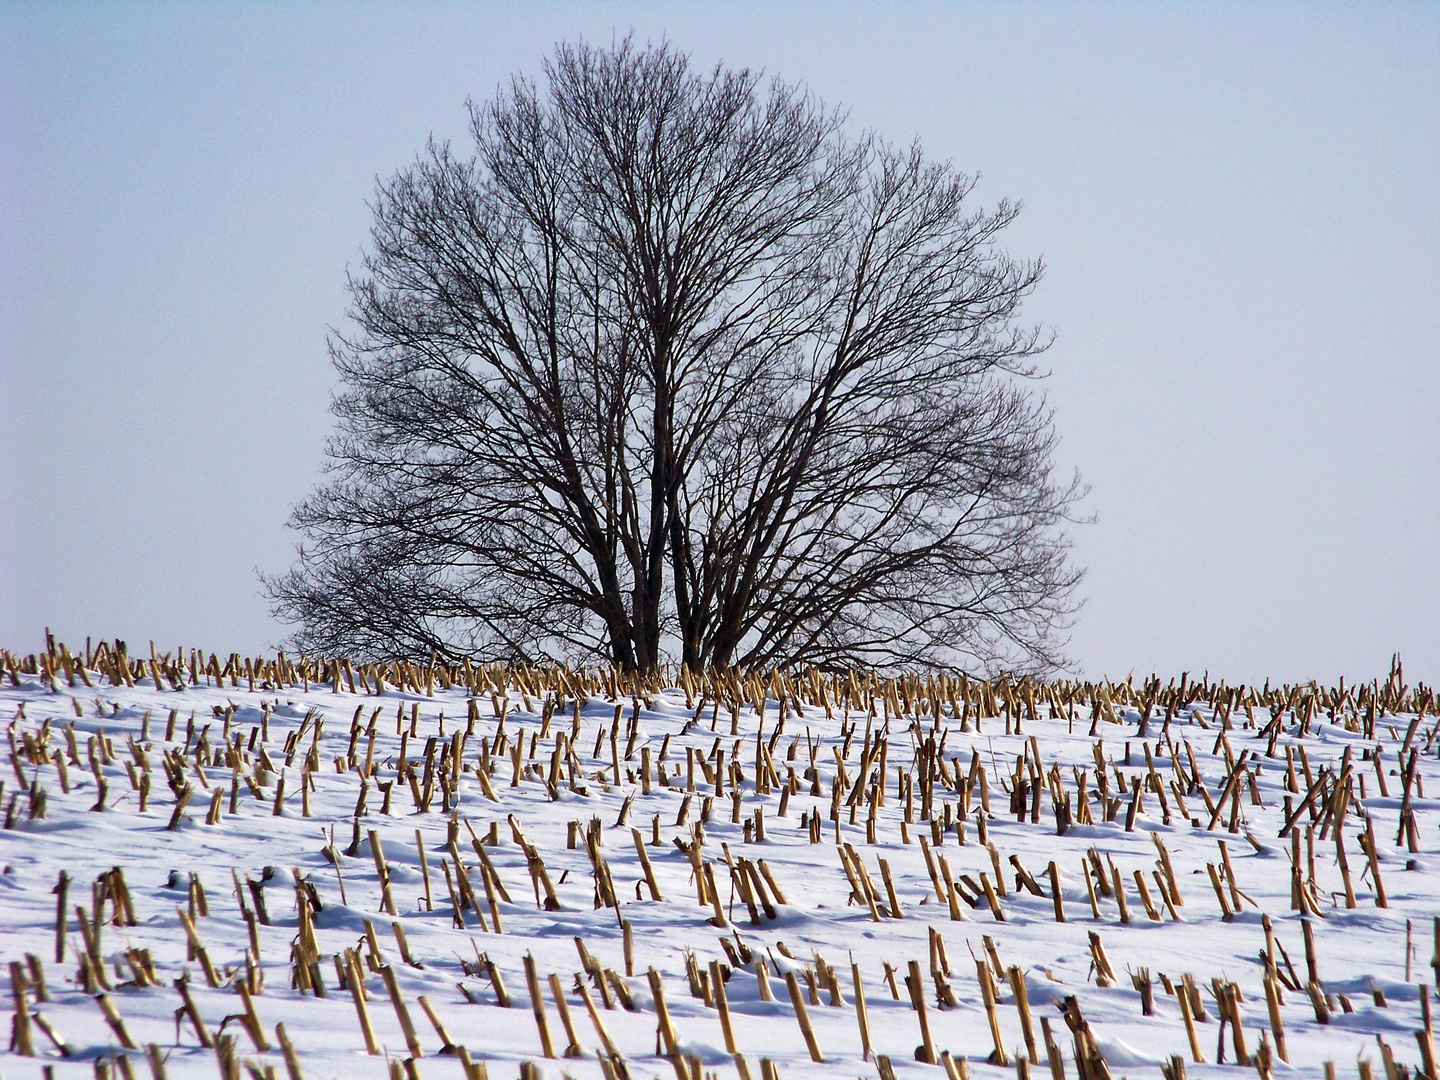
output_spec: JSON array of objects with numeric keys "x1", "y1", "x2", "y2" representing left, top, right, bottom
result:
[{"x1": 266, "y1": 37, "x2": 1083, "y2": 674}]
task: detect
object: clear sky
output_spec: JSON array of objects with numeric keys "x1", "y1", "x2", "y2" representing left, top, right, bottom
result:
[{"x1": 2, "y1": 3, "x2": 1436, "y2": 685}]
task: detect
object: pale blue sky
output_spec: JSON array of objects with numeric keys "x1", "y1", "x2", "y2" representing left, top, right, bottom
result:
[{"x1": 2, "y1": 3, "x2": 1436, "y2": 684}]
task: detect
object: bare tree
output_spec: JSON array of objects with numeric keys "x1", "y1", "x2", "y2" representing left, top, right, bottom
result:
[{"x1": 265, "y1": 36, "x2": 1083, "y2": 673}]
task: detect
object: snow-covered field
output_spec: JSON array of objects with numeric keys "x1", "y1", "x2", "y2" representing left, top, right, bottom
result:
[{"x1": 2, "y1": 645, "x2": 1437, "y2": 1080}]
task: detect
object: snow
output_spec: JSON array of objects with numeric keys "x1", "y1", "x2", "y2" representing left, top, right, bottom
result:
[{"x1": 1, "y1": 658, "x2": 1437, "y2": 1080}]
